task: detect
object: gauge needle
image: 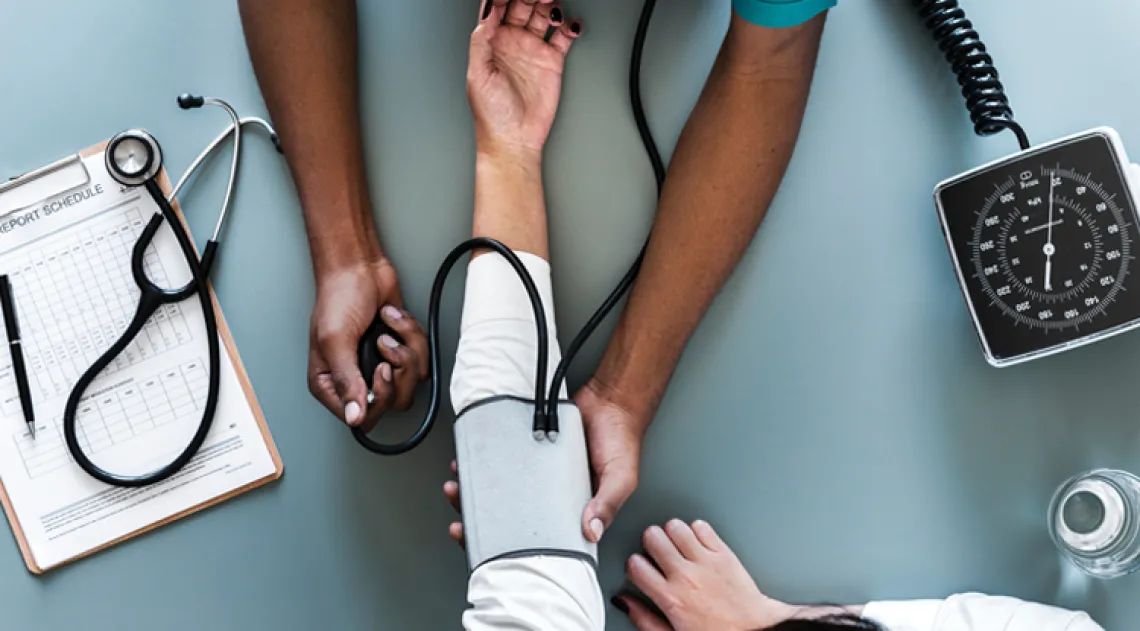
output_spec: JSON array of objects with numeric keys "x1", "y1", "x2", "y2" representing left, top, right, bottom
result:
[
  {"x1": 1026, "y1": 219, "x2": 1063, "y2": 235},
  {"x1": 1043, "y1": 171, "x2": 1057, "y2": 291}
]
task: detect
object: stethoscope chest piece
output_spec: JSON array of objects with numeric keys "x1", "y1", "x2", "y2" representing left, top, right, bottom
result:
[{"x1": 107, "y1": 129, "x2": 162, "y2": 187}]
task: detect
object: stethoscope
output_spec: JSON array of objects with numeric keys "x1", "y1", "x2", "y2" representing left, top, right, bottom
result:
[{"x1": 62, "y1": 94, "x2": 281, "y2": 487}]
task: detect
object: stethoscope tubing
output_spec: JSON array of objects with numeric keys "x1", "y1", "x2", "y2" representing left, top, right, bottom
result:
[
  {"x1": 62, "y1": 179, "x2": 221, "y2": 487},
  {"x1": 350, "y1": 237, "x2": 551, "y2": 454}
]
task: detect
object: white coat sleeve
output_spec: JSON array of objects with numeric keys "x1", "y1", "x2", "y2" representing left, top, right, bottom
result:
[{"x1": 863, "y1": 593, "x2": 1105, "y2": 631}]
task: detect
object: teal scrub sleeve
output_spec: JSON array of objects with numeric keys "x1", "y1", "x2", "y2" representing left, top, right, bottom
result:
[{"x1": 732, "y1": 0, "x2": 836, "y2": 28}]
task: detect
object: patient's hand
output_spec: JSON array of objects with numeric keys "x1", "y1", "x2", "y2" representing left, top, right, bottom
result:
[
  {"x1": 468, "y1": 0, "x2": 582, "y2": 160},
  {"x1": 616, "y1": 521, "x2": 795, "y2": 631}
]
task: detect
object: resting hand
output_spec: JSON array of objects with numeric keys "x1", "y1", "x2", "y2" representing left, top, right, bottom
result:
[
  {"x1": 575, "y1": 381, "x2": 645, "y2": 543},
  {"x1": 616, "y1": 520, "x2": 802, "y2": 631},
  {"x1": 468, "y1": 0, "x2": 582, "y2": 159},
  {"x1": 308, "y1": 259, "x2": 429, "y2": 431},
  {"x1": 443, "y1": 460, "x2": 465, "y2": 549}
]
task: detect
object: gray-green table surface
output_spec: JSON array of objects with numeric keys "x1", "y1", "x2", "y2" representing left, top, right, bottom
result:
[{"x1": 1, "y1": 0, "x2": 1138, "y2": 628}]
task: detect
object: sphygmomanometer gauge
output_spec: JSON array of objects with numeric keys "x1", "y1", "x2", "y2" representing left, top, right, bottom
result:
[{"x1": 936, "y1": 128, "x2": 1140, "y2": 366}]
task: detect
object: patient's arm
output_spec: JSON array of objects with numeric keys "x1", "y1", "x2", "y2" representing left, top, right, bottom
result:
[
  {"x1": 445, "y1": 4, "x2": 603, "y2": 630},
  {"x1": 449, "y1": 0, "x2": 580, "y2": 410}
]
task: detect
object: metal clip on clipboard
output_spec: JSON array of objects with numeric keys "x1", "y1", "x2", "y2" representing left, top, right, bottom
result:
[{"x1": 0, "y1": 153, "x2": 92, "y2": 219}]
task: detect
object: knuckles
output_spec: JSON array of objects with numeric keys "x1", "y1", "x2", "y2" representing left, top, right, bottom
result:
[
  {"x1": 314, "y1": 325, "x2": 350, "y2": 351},
  {"x1": 306, "y1": 374, "x2": 322, "y2": 398}
]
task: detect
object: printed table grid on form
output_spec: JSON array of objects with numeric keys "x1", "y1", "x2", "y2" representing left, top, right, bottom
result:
[
  {"x1": 0, "y1": 206, "x2": 193, "y2": 407},
  {"x1": 10, "y1": 358, "x2": 209, "y2": 479}
]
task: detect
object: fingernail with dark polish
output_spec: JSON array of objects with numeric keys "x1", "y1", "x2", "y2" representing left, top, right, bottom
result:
[
  {"x1": 481, "y1": 0, "x2": 493, "y2": 19},
  {"x1": 570, "y1": 21, "x2": 581, "y2": 35},
  {"x1": 551, "y1": 7, "x2": 563, "y2": 22},
  {"x1": 610, "y1": 596, "x2": 629, "y2": 614}
]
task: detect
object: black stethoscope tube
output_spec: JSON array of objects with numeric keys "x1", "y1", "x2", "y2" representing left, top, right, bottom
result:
[
  {"x1": 351, "y1": 238, "x2": 551, "y2": 454},
  {"x1": 63, "y1": 178, "x2": 222, "y2": 487}
]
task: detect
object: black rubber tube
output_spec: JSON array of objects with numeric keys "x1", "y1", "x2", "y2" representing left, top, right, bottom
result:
[{"x1": 62, "y1": 179, "x2": 221, "y2": 487}]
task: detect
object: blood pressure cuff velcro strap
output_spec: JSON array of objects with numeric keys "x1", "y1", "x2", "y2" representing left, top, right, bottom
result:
[{"x1": 454, "y1": 397, "x2": 597, "y2": 572}]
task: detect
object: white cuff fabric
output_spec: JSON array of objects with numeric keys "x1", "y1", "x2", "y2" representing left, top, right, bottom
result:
[{"x1": 450, "y1": 251, "x2": 566, "y2": 413}]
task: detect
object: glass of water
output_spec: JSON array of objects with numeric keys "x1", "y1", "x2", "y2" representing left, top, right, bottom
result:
[{"x1": 1049, "y1": 468, "x2": 1140, "y2": 579}]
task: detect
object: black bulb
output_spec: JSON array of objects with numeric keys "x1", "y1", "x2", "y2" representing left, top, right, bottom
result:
[{"x1": 177, "y1": 93, "x2": 205, "y2": 109}]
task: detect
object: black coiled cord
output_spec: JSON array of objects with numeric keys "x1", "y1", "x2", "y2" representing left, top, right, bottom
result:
[{"x1": 912, "y1": 0, "x2": 1030, "y2": 150}]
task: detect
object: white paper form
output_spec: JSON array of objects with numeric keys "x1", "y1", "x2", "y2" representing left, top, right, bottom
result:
[{"x1": 0, "y1": 150, "x2": 278, "y2": 571}]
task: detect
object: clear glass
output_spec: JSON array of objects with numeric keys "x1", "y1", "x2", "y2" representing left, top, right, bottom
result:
[{"x1": 1049, "y1": 468, "x2": 1140, "y2": 579}]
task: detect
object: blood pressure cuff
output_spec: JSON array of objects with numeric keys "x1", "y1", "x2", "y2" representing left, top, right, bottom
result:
[
  {"x1": 454, "y1": 397, "x2": 597, "y2": 572},
  {"x1": 733, "y1": 0, "x2": 836, "y2": 28}
]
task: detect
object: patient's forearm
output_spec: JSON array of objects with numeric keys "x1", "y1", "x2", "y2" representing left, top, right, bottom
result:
[
  {"x1": 591, "y1": 14, "x2": 827, "y2": 425},
  {"x1": 238, "y1": 0, "x2": 380, "y2": 277},
  {"x1": 473, "y1": 148, "x2": 549, "y2": 260}
]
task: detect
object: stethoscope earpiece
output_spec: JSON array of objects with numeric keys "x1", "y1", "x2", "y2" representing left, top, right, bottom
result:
[{"x1": 177, "y1": 93, "x2": 205, "y2": 110}]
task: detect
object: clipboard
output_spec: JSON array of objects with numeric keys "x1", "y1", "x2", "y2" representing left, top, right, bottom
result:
[{"x1": 0, "y1": 138, "x2": 283, "y2": 574}]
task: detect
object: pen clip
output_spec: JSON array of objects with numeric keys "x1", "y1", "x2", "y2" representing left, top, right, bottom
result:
[
  {"x1": 8, "y1": 298, "x2": 18, "y2": 340},
  {"x1": 0, "y1": 275, "x2": 19, "y2": 341}
]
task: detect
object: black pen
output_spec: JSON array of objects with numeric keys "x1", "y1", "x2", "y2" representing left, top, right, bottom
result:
[{"x1": 0, "y1": 275, "x2": 34, "y2": 439}]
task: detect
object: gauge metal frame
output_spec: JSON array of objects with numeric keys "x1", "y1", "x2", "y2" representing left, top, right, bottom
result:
[{"x1": 934, "y1": 127, "x2": 1140, "y2": 368}]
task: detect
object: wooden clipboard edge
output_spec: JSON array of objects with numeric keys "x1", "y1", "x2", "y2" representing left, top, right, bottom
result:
[{"x1": 0, "y1": 139, "x2": 283, "y2": 575}]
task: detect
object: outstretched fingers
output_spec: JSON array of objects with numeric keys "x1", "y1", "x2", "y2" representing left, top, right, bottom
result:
[
  {"x1": 478, "y1": 0, "x2": 508, "y2": 29},
  {"x1": 505, "y1": 0, "x2": 541, "y2": 27},
  {"x1": 549, "y1": 19, "x2": 582, "y2": 56},
  {"x1": 526, "y1": 3, "x2": 560, "y2": 39}
]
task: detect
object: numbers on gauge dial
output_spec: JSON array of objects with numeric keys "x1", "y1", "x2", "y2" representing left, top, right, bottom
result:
[{"x1": 971, "y1": 166, "x2": 1133, "y2": 329}]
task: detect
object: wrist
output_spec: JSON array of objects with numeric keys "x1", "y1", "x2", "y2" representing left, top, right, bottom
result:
[
  {"x1": 782, "y1": 603, "x2": 866, "y2": 622},
  {"x1": 311, "y1": 239, "x2": 384, "y2": 281},
  {"x1": 583, "y1": 372, "x2": 655, "y2": 437},
  {"x1": 589, "y1": 321, "x2": 672, "y2": 429},
  {"x1": 309, "y1": 227, "x2": 385, "y2": 282},
  {"x1": 304, "y1": 198, "x2": 386, "y2": 281},
  {"x1": 476, "y1": 140, "x2": 543, "y2": 173}
]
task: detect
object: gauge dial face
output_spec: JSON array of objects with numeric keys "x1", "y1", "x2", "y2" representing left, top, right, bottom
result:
[
  {"x1": 973, "y1": 167, "x2": 1130, "y2": 327},
  {"x1": 938, "y1": 132, "x2": 1140, "y2": 364}
]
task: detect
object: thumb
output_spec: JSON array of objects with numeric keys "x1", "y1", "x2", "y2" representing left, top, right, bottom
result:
[
  {"x1": 614, "y1": 595, "x2": 673, "y2": 631},
  {"x1": 471, "y1": 0, "x2": 507, "y2": 61},
  {"x1": 582, "y1": 455, "x2": 639, "y2": 543},
  {"x1": 325, "y1": 336, "x2": 369, "y2": 427}
]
